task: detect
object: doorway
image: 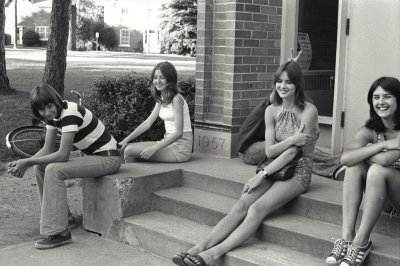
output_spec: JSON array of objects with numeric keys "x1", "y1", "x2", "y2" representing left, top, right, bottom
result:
[{"x1": 297, "y1": 0, "x2": 339, "y2": 148}]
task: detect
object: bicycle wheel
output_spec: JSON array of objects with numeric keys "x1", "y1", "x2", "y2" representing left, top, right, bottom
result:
[{"x1": 6, "y1": 126, "x2": 46, "y2": 158}]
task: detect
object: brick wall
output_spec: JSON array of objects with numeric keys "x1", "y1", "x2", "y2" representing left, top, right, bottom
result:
[{"x1": 195, "y1": 0, "x2": 282, "y2": 134}]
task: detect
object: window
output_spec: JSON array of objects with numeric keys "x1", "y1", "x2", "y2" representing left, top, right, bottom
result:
[
  {"x1": 121, "y1": 7, "x2": 128, "y2": 15},
  {"x1": 120, "y1": 29, "x2": 130, "y2": 46},
  {"x1": 35, "y1": 26, "x2": 50, "y2": 40}
]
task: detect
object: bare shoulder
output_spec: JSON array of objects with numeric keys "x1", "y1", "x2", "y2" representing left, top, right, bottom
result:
[
  {"x1": 296, "y1": 102, "x2": 318, "y2": 122},
  {"x1": 172, "y1": 94, "x2": 184, "y2": 105},
  {"x1": 303, "y1": 102, "x2": 318, "y2": 116},
  {"x1": 355, "y1": 125, "x2": 374, "y2": 141},
  {"x1": 265, "y1": 104, "x2": 280, "y2": 117}
]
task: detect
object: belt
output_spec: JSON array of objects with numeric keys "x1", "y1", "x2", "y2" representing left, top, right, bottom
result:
[{"x1": 93, "y1": 149, "x2": 121, "y2": 157}]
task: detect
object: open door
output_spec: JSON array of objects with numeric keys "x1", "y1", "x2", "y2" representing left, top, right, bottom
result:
[
  {"x1": 283, "y1": 0, "x2": 400, "y2": 153},
  {"x1": 334, "y1": 0, "x2": 400, "y2": 152}
]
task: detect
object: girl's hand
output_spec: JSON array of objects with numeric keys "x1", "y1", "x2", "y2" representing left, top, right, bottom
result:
[
  {"x1": 119, "y1": 139, "x2": 129, "y2": 150},
  {"x1": 290, "y1": 124, "x2": 311, "y2": 147},
  {"x1": 140, "y1": 146, "x2": 158, "y2": 160},
  {"x1": 242, "y1": 172, "x2": 265, "y2": 194}
]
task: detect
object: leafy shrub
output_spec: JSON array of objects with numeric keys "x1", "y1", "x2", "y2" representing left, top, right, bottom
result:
[
  {"x1": 85, "y1": 74, "x2": 195, "y2": 143},
  {"x1": 99, "y1": 26, "x2": 118, "y2": 49},
  {"x1": 22, "y1": 30, "x2": 40, "y2": 46},
  {"x1": 5, "y1": 34, "x2": 11, "y2": 45}
]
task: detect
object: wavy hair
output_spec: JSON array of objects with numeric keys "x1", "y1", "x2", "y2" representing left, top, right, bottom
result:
[
  {"x1": 365, "y1": 77, "x2": 400, "y2": 132},
  {"x1": 270, "y1": 61, "x2": 309, "y2": 110},
  {"x1": 149, "y1": 61, "x2": 180, "y2": 105},
  {"x1": 30, "y1": 84, "x2": 64, "y2": 119}
]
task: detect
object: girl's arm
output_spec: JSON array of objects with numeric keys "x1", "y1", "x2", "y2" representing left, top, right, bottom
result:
[
  {"x1": 139, "y1": 95, "x2": 185, "y2": 159},
  {"x1": 368, "y1": 150, "x2": 400, "y2": 166},
  {"x1": 340, "y1": 126, "x2": 385, "y2": 166},
  {"x1": 119, "y1": 103, "x2": 161, "y2": 147},
  {"x1": 368, "y1": 133, "x2": 400, "y2": 165},
  {"x1": 264, "y1": 105, "x2": 289, "y2": 158},
  {"x1": 264, "y1": 104, "x2": 317, "y2": 159}
]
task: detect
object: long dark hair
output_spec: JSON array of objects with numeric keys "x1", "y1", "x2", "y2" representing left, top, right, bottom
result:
[
  {"x1": 270, "y1": 61, "x2": 308, "y2": 110},
  {"x1": 365, "y1": 77, "x2": 400, "y2": 132},
  {"x1": 30, "y1": 84, "x2": 64, "y2": 119},
  {"x1": 149, "y1": 61, "x2": 180, "y2": 105}
]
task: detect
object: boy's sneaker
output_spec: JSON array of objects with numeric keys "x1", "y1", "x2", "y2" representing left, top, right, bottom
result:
[
  {"x1": 34, "y1": 230, "x2": 72, "y2": 249},
  {"x1": 340, "y1": 240, "x2": 372, "y2": 266},
  {"x1": 326, "y1": 239, "x2": 352, "y2": 265}
]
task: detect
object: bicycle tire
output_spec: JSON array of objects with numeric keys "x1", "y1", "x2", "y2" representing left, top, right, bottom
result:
[{"x1": 6, "y1": 126, "x2": 46, "y2": 158}]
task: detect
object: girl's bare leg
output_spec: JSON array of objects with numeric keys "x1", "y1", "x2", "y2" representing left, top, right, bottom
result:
[
  {"x1": 353, "y1": 164, "x2": 400, "y2": 246},
  {"x1": 341, "y1": 163, "x2": 368, "y2": 241},
  {"x1": 199, "y1": 177, "x2": 304, "y2": 265},
  {"x1": 187, "y1": 178, "x2": 273, "y2": 255}
]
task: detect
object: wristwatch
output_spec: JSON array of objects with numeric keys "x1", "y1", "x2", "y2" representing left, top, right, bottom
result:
[{"x1": 261, "y1": 169, "x2": 268, "y2": 177}]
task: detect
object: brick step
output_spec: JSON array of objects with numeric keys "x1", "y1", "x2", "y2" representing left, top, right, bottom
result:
[
  {"x1": 181, "y1": 172, "x2": 400, "y2": 238},
  {"x1": 121, "y1": 211, "x2": 323, "y2": 266},
  {"x1": 152, "y1": 186, "x2": 400, "y2": 266}
]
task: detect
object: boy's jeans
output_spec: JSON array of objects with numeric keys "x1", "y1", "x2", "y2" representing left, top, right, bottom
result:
[{"x1": 34, "y1": 152, "x2": 121, "y2": 235}]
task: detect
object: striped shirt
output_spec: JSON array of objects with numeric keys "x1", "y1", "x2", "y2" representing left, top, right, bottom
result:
[{"x1": 46, "y1": 101, "x2": 118, "y2": 155}]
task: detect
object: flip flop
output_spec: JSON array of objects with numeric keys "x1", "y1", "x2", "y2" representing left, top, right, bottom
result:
[
  {"x1": 172, "y1": 252, "x2": 189, "y2": 266},
  {"x1": 183, "y1": 254, "x2": 208, "y2": 266}
]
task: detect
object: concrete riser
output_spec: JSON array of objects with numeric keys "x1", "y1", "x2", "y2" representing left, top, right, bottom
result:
[
  {"x1": 152, "y1": 195, "x2": 225, "y2": 226},
  {"x1": 122, "y1": 221, "x2": 264, "y2": 266},
  {"x1": 284, "y1": 197, "x2": 400, "y2": 238},
  {"x1": 182, "y1": 172, "x2": 400, "y2": 238}
]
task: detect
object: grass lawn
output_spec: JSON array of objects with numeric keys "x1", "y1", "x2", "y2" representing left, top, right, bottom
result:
[{"x1": 1, "y1": 50, "x2": 195, "y2": 163}]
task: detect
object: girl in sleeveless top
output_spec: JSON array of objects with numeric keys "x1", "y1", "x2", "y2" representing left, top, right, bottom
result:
[
  {"x1": 172, "y1": 60, "x2": 319, "y2": 266},
  {"x1": 326, "y1": 77, "x2": 400, "y2": 266},
  {"x1": 120, "y1": 61, "x2": 193, "y2": 163}
]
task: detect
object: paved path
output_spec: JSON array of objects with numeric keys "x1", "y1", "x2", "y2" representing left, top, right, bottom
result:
[{"x1": 0, "y1": 228, "x2": 176, "y2": 266}]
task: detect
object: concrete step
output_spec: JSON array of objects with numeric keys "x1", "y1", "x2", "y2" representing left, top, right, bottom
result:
[
  {"x1": 152, "y1": 186, "x2": 400, "y2": 266},
  {"x1": 181, "y1": 172, "x2": 400, "y2": 238},
  {"x1": 122, "y1": 211, "x2": 323, "y2": 266}
]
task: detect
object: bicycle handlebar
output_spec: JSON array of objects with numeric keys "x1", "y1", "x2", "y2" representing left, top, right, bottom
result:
[{"x1": 70, "y1": 90, "x2": 82, "y2": 98}]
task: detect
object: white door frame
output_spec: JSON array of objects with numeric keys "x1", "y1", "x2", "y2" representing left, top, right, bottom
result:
[{"x1": 281, "y1": 0, "x2": 346, "y2": 154}]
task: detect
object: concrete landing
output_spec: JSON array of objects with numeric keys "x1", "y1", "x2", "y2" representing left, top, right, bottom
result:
[{"x1": 0, "y1": 228, "x2": 176, "y2": 266}]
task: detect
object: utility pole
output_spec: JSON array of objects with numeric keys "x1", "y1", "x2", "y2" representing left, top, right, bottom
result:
[{"x1": 13, "y1": 0, "x2": 17, "y2": 49}]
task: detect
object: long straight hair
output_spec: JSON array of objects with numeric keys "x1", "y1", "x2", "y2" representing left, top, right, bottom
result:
[
  {"x1": 270, "y1": 61, "x2": 308, "y2": 110},
  {"x1": 365, "y1": 77, "x2": 400, "y2": 132},
  {"x1": 149, "y1": 61, "x2": 180, "y2": 105},
  {"x1": 30, "y1": 84, "x2": 64, "y2": 119}
]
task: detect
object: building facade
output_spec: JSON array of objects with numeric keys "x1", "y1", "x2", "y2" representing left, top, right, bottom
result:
[{"x1": 193, "y1": 0, "x2": 400, "y2": 157}]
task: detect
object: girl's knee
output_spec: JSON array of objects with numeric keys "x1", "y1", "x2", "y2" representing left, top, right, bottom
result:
[
  {"x1": 366, "y1": 164, "x2": 389, "y2": 184},
  {"x1": 231, "y1": 199, "x2": 250, "y2": 217},
  {"x1": 247, "y1": 202, "x2": 268, "y2": 221}
]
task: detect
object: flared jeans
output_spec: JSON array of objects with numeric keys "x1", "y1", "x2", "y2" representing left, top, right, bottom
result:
[{"x1": 34, "y1": 152, "x2": 121, "y2": 235}]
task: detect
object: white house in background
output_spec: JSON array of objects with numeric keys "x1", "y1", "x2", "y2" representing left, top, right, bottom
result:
[{"x1": 100, "y1": 0, "x2": 169, "y2": 53}]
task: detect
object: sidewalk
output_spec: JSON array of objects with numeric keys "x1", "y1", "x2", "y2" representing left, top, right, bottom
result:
[{"x1": 0, "y1": 228, "x2": 175, "y2": 266}]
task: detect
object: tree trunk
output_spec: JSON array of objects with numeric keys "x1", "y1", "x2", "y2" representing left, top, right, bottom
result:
[
  {"x1": 0, "y1": 0, "x2": 13, "y2": 94},
  {"x1": 68, "y1": 4, "x2": 77, "y2": 51},
  {"x1": 43, "y1": 0, "x2": 71, "y2": 96}
]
